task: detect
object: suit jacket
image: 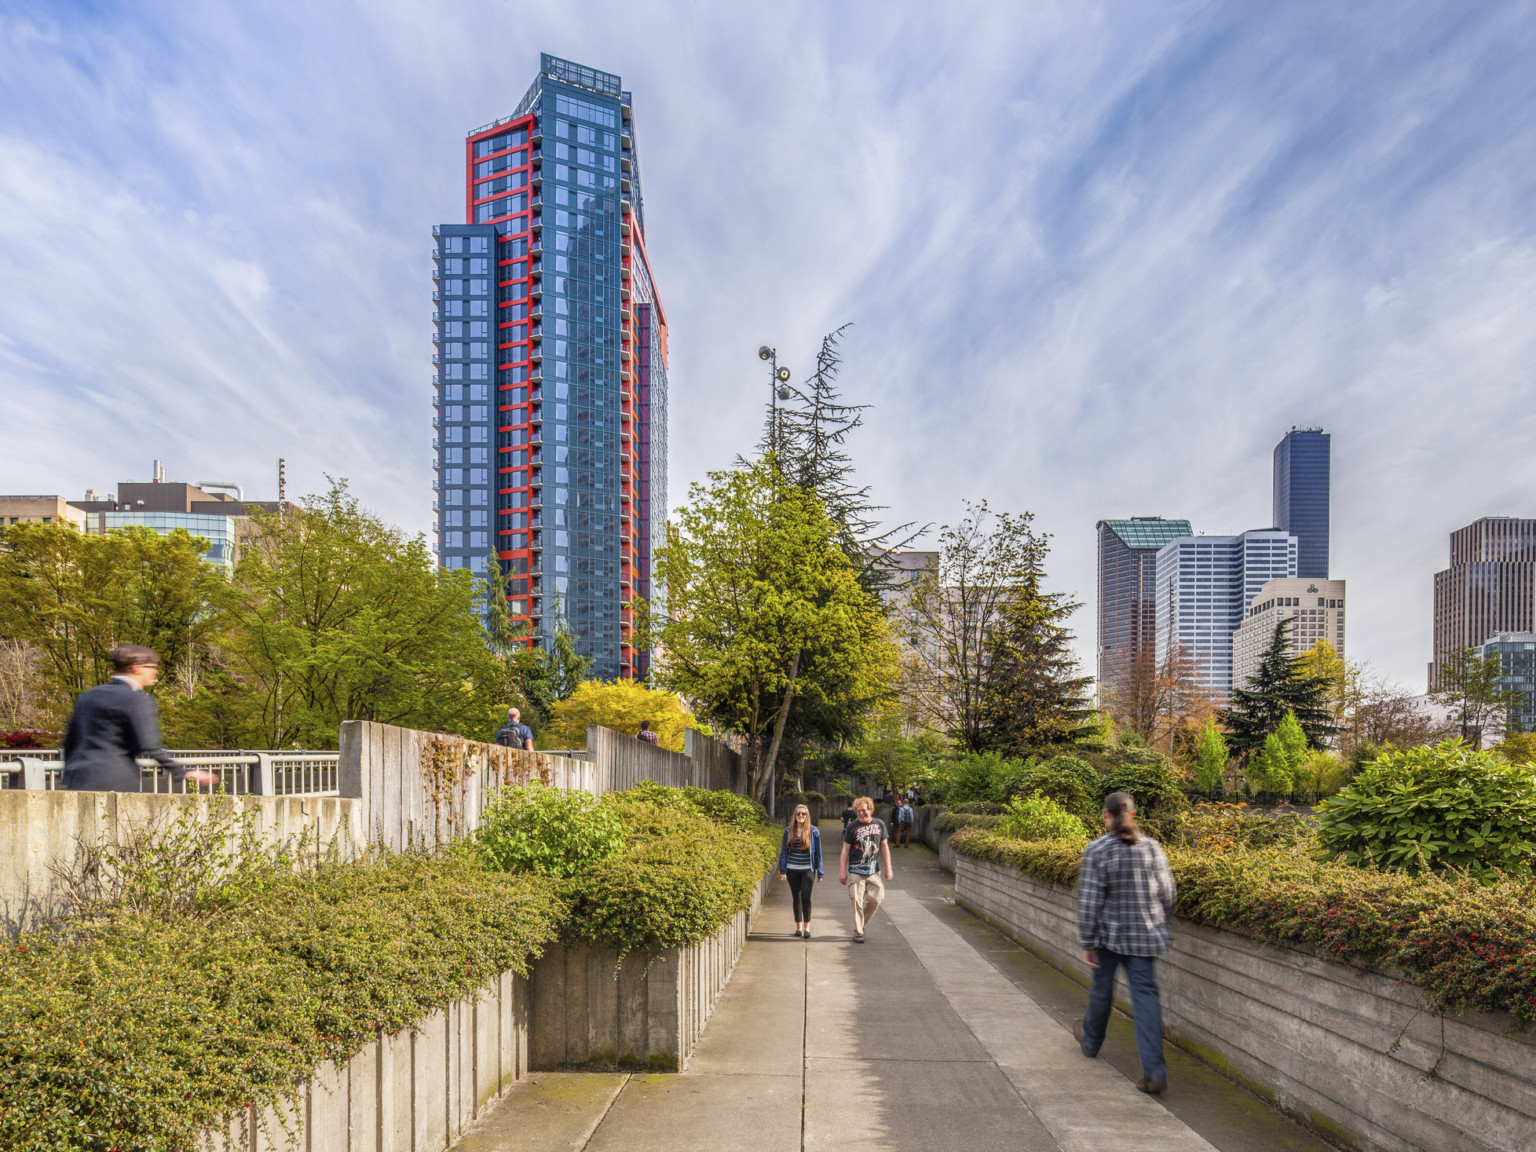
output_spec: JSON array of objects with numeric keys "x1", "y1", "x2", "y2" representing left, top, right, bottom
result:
[{"x1": 61, "y1": 678, "x2": 180, "y2": 792}]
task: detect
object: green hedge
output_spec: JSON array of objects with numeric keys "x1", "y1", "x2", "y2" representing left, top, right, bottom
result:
[
  {"x1": 932, "y1": 811, "x2": 1004, "y2": 833},
  {"x1": 950, "y1": 826, "x2": 1536, "y2": 1022},
  {"x1": 0, "y1": 854, "x2": 566, "y2": 1152}
]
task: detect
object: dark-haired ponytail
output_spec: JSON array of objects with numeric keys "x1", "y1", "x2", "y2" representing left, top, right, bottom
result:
[{"x1": 1103, "y1": 791, "x2": 1141, "y2": 844}]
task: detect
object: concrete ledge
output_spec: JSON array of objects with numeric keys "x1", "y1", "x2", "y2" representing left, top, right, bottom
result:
[
  {"x1": 955, "y1": 854, "x2": 1536, "y2": 1152},
  {"x1": 529, "y1": 870, "x2": 771, "y2": 1072}
]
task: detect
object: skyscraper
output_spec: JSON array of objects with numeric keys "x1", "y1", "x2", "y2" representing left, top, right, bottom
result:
[
  {"x1": 434, "y1": 54, "x2": 667, "y2": 680},
  {"x1": 1232, "y1": 577, "x2": 1347, "y2": 688},
  {"x1": 1431, "y1": 517, "x2": 1536, "y2": 689},
  {"x1": 1095, "y1": 517, "x2": 1192, "y2": 703},
  {"x1": 1272, "y1": 428, "x2": 1330, "y2": 579},
  {"x1": 1154, "y1": 530, "x2": 1298, "y2": 699}
]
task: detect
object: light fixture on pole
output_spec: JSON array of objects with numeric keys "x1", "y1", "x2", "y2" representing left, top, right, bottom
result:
[{"x1": 758, "y1": 345, "x2": 793, "y2": 458}]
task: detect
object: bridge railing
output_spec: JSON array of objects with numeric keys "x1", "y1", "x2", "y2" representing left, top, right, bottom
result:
[{"x1": 0, "y1": 751, "x2": 340, "y2": 796}]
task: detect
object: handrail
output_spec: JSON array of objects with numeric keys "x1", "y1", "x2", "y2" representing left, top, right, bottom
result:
[{"x1": 0, "y1": 750, "x2": 341, "y2": 796}]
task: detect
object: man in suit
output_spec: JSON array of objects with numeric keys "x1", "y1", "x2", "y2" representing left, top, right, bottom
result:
[{"x1": 62, "y1": 645, "x2": 217, "y2": 792}]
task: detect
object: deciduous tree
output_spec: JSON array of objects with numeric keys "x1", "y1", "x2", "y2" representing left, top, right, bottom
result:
[
  {"x1": 544, "y1": 679, "x2": 698, "y2": 751},
  {"x1": 1221, "y1": 619, "x2": 1334, "y2": 755},
  {"x1": 1430, "y1": 645, "x2": 1525, "y2": 747}
]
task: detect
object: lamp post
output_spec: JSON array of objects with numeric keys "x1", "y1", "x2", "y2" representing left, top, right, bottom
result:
[{"x1": 757, "y1": 345, "x2": 793, "y2": 462}]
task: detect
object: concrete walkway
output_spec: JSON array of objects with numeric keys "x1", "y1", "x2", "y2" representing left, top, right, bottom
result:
[{"x1": 456, "y1": 827, "x2": 1334, "y2": 1152}]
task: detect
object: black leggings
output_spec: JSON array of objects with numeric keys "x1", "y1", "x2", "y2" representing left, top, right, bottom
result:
[{"x1": 786, "y1": 869, "x2": 815, "y2": 922}]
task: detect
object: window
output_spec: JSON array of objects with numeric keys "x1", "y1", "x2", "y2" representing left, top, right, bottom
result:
[
  {"x1": 469, "y1": 489, "x2": 488, "y2": 506},
  {"x1": 470, "y1": 509, "x2": 488, "y2": 527},
  {"x1": 470, "y1": 236, "x2": 489, "y2": 253},
  {"x1": 469, "y1": 321, "x2": 488, "y2": 338},
  {"x1": 470, "y1": 280, "x2": 488, "y2": 296},
  {"x1": 444, "y1": 468, "x2": 463, "y2": 485},
  {"x1": 469, "y1": 447, "x2": 488, "y2": 464},
  {"x1": 470, "y1": 259, "x2": 489, "y2": 276},
  {"x1": 444, "y1": 363, "x2": 464, "y2": 380},
  {"x1": 470, "y1": 342, "x2": 488, "y2": 358},
  {"x1": 470, "y1": 405, "x2": 488, "y2": 422},
  {"x1": 470, "y1": 300, "x2": 488, "y2": 317},
  {"x1": 468, "y1": 383, "x2": 488, "y2": 401},
  {"x1": 442, "y1": 257, "x2": 463, "y2": 275},
  {"x1": 470, "y1": 363, "x2": 488, "y2": 380},
  {"x1": 470, "y1": 426, "x2": 488, "y2": 443},
  {"x1": 441, "y1": 237, "x2": 463, "y2": 254},
  {"x1": 444, "y1": 531, "x2": 463, "y2": 548},
  {"x1": 442, "y1": 299, "x2": 463, "y2": 317},
  {"x1": 470, "y1": 531, "x2": 489, "y2": 549},
  {"x1": 445, "y1": 404, "x2": 463, "y2": 421}
]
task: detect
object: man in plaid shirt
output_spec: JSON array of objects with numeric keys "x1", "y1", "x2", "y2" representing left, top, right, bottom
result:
[{"x1": 1073, "y1": 791, "x2": 1177, "y2": 1094}]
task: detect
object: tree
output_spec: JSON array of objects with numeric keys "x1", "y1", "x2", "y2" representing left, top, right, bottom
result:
[
  {"x1": 175, "y1": 482, "x2": 506, "y2": 748},
  {"x1": 0, "y1": 638, "x2": 43, "y2": 731},
  {"x1": 1107, "y1": 640, "x2": 1219, "y2": 760},
  {"x1": 900, "y1": 502, "x2": 1049, "y2": 752},
  {"x1": 1221, "y1": 619, "x2": 1334, "y2": 755},
  {"x1": 543, "y1": 679, "x2": 698, "y2": 751},
  {"x1": 1192, "y1": 717, "x2": 1228, "y2": 795},
  {"x1": 1275, "y1": 711, "x2": 1310, "y2": 779},
  {"x1": 0, "y1": 521, "x2": 223, "y2": 723},
  {"x1": 855, "y1": 718, "x2": 943, "y2": 796},
  {"x1": 1430, "y1": 645, "x2": 1525, "y2": 747},
  {"x1": 977, "y1": 569, "x2": 1095, "y2": 753},
  {"x1": 1294, "y1": 640, "x2": 1358, "y2": 733},
  {"x1": 647, "y1": 461, "x2": 896, "y2": 808},
  {"x1": 1246, "y1": 731, "x2": 1294, "y2": 798}
]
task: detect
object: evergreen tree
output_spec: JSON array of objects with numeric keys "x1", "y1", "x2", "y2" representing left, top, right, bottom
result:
[
  {"x1": 1220, "y1": 619, "x2": 1334, "y2": 753},
  {"x1": 1247, "y1": 730, "x2": 1294, "y2": 797},
  {"x1": 1193, "y1": 716, "x2": 1228, "y2": 795},
  {"x1": 977, "y1": 572, "x2": 1096, "y2": 753}
]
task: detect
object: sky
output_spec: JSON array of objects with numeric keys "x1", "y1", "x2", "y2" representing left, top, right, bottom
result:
[{"x1": 2, "y1": 0, "x2": 1535, "y2": 692}]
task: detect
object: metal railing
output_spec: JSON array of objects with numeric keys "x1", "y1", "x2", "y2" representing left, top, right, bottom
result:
[{"x1": 0, "y1": 750, "x2": 341, "y2": 795}]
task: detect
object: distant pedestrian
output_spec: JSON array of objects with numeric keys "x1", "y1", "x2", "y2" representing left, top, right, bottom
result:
[
  {"x1": 893, "y1": 798, "x2": 914, "y2": 846},
  {"x1": 494, "y1": 707, "x2": 535, "y2": 751},
  {"x1": 840, "y1": 800, "x2": 858, "y2": 829},
  {"x1": 1073, "y1": 792, "x2": 1177, "y2": 1095},
  {"x1": 777, "y1": 803, "x2": 823, "y2": 938},
  {"x1": 62, "y1": 646, "x2": 217, "y2": 793},
  {"x1": 636, "y1": 719, "x2": 660, "y2": 745},
  {"x1": 839, "y1": 796, "x2": 893, "y2": 943}
]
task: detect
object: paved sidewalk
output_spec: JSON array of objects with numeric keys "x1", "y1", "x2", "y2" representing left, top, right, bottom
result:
[{"x1": 456, "y1": 827, "x2": 1333, "y2": 1152}]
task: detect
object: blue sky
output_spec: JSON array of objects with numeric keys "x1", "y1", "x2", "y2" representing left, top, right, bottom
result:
[{"x1": 2, "y1": 0, "x2": 1535, "y2": 691}]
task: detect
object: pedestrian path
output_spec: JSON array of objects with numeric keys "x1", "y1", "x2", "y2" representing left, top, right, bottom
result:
[{"x1": 455, "y1": 827, "x2": 1333, "y2": 1152}]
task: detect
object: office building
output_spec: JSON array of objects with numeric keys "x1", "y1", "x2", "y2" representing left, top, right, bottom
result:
[
  {"x1": 1273, "y1": 428, "x2": 1330, "y2": 579},
  {"x1": 1430, "y1": 518, "x2": 1536, "y2": 689},
  {"x1": 1232, "y1": 577, "x2": 1347, "y2": 689},
  {"x1": 1475, "y1": 632, "x2": 1536, "y2": 734},
  {"x1": 0, "y1": 495, "x2": 86, "y2": 529},
  {"x1": 434, "y1": 53, "x2": 666, "y2": 680},
  {"x1": 1095, "y1": 517, "x2": 1192, "y2": 703},
  {"x1": 1154, "y1": 530, "x2": 1298, "y2": 698}
]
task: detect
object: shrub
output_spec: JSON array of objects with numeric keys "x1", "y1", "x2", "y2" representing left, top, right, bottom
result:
[
  {"x1": 477, "y1": 781, "x2": 627, "y2": 877},
  {"x1": 1164, "y1": 802, "x2": 1315, "y2": 853},
  {"x1": 1098, "y1": 756, "x2": 1187, "y2": 831},
  {"x1": 681, "y1": 786, "x2": 768, "y2": 829},
  {"x1": 945, "y1": 800, "x2": 1010, "y2": 815},
  {"x1": 1005, "y1": 756, "x2": 1099, "y2": 820},
  {"x1": 929, "y1": 751, "x2": 1020, "y2": 804},
  {"x1": 995, "y1": 793, "x2": 1092, "y2": 842},
  {"x1": 932, "y1": 811, "x2": 1003, "y2": 833},
  {"x1": 0, "y1": 852, "x2": 566, "y2": 1152},
  {"x1": 1317, "y1": 741, "x2": 1536, "y2": 879},
  {"x1": 949, "y1": 826, "x2": 1536, "y2": 1022},
  {"x1": 1246, "y1": 731, "x2": 1295, "y2": 797}
]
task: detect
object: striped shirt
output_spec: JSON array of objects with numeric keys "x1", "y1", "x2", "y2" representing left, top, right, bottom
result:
[
  {"x1": 784, "y1": 841, "x2": 813, "y2": 870},
  {"x1": 1076, "y1": 832, "x2": 1177, "y2": 956}
]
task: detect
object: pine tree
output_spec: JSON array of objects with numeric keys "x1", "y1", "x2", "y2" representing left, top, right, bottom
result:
[
  {"x1": 1193, "y1": 717, "x2": 1229, "y2": 795},
  {"x1": 977, "y1": 572, "x2": 1096, "y2": 753},
  {"x1": 1220, "y1": 618, "x2": 1334, "y2": 754}
]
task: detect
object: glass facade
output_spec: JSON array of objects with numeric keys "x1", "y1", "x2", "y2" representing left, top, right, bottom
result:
[
  {"x1": 1431, "y1": 518, "x2": 1536, "y2": 689},
  {"x1": 1154, "y1": 529, "x2": 1298, "y2": 699},
  {"x1": 1272, "y1": 428, "x2": 1330, "y2": 579},
  {"x1": 1476, "y1": 632, "x2": 1536, "y2": 734},
  {"x1": 1095, "y1": 517, "x2": 1192, "y2": 703},
  {"x1": 89, "y1": 512, "x2": 237, "y2": 570},
  {"x1": 435, "y1": 54, "x2": 665, "y2": 680}
]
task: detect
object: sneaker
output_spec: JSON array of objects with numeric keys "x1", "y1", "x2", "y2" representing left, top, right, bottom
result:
[
  {"x1": 853, "y1": 934, "x2": 865, "y2": 943},
  {"x1": 1072, "y1": 1020, "x2": 1097, "y2": 1059},
  {"x1": 1136, "y1": 1076, "x2": 1166, "y2": 1095}
]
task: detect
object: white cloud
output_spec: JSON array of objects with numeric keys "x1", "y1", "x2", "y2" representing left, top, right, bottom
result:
[{"x1": 1, "y1": 0, "x2": 1534, "y2": 690}]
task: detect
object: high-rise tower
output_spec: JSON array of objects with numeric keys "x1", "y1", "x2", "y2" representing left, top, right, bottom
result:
[
  {"x1": 1273, "y1": 428, "x2": 1330, "y2": 579},
  {"x1": 1431, "y1": 517, "x2": 1536, "y2": 689},
  {"x1": 433, "y1": 54, "x2": 667, "y2": 680},
  {"x1": 1095, "y1": 517, "x2": 1192, "y2": 705}
]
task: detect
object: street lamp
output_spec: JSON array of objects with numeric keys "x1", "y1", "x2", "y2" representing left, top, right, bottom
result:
[{"x1": 758, "y1": 345, "x2": 793, "y2": 458}]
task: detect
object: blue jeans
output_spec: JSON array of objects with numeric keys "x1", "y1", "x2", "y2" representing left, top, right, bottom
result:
[{"x1": 1080, "y1": 947, "x2": 1166, "y2": 1081}]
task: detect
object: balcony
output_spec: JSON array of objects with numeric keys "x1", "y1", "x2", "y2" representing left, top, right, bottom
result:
[
  {"x1": 432, "y1": 416, "x2": 441, "y2": 428},
  {"x1": 432, "y1": 290, "x2": 442, "y2": 301},
  {"x1": 432, "y1": 225, "x2": 441, "y2": 237},
  {"x1": 432, "y1": 353, "x2": 441, "y2": 364}
]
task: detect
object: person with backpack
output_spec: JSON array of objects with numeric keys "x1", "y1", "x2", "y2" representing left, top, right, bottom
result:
[
  {"x1": 636, "y1": 719, "x2": 660, "y2": 745},
  {"x1": 892, "y1": 797, "x2": 915, "y2": 847},
  {"x1": 493, "y1": 707, "x2": 534, "y2": 750},
  {"x1": 777, "y1": 803, "x2": 823, "y2": 938},
  {"x1": 1073, "y1": 791, "x2": 1177, "y2": 1094}
]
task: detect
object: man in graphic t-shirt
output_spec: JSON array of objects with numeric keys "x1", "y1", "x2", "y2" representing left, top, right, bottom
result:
[{"x1": 839, "y1": 796, "x2": 894, "y2": 943}]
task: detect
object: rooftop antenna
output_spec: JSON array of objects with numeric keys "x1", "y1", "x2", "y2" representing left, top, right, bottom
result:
[{"x1": 277, "y1": 458, "x2": 287, "y2": 503}]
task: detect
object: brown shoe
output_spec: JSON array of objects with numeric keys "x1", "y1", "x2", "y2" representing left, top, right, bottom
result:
[
  {"x1": 1136, "y1": 1076, "x2": 1166, "y2": 1094},
  {"x1": 1072, "y1": 1020, "x2": 1096, "y2": 1058}
]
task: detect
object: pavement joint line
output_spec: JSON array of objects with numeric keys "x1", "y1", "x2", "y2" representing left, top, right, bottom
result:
[
  {"x1": 575, "y1": 1072, "x2": 630, "y2": 1151},
  {"x1": 800, "y1": 924, "x2": 808, "y2": 1152},
  {"x1": 881, "y1": 888, "x2": 1219, "y2": 1152}
]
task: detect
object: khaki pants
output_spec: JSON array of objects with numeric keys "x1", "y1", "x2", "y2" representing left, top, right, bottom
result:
[{"x1": 848, "y1": 873, "x2": 885, "y2": 934}]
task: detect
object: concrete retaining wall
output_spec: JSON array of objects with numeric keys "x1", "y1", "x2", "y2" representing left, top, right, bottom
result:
[
  {"x1": 201, "y1": 969, "x2": 527, "y2": 1152},
  {"x1": 956, "y1": 854, "x2": 1536, "y2": 1152},
  {"x1": 529, "y1": 871, "x2": 770, "y2": 1071},
  {"x1": 0, "y1": 790, "x2": 363, "y2": 935}
]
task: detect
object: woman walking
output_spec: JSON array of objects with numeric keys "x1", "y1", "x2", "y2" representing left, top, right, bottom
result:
[
  {"x1": 1073, "y1": 791, "x2": 1177, "y2": 1094},
  {"x1": 777, "y1": 803, "x2": 823, "y2": 938}
]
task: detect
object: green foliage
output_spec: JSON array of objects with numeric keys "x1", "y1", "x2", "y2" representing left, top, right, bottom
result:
[
  {"x1": 995, "y1": 793, "x2": 1092, "y2": 841},
  {"x1": 1246, "y1": 731, "x2": 1295, "y2": 797},
  {"x1": 678, "y1": 786, "x2": 769, "y2": 830},
  {"x1": 943, "y1": 800, "x2": 1010, "y2": 815},
  {"x1": 1164, "y1": 802, "x2": 1317, "y2": 853},
  {"x1": 855, "y1": 719, "x2": 943, "y2": 794},
  {"x1": 1317, "y1": 741, "x2": 1536, "y2": 879},
  {"x1": 1293, "y1": 750, "x2": 1349, "y2": 800},
  {"x1": 949, "y1": 827, "x2": 1536, "y2": 1022},
  {"x1": 477, "y1": 781, "x2": 627, "y2": 878},
  {"x1": 977, "y1": 571, "x2": 1096, "y2": 753},
  {"x1": 1221, "y1": 618, "x2": 1335, "y2": 754},
  {"x1": 1098, "y1": 755, "x2": 1186, "y2": 821},
  {"x1": 1275, "y1": 711, "x2": 1309, "y2": 775},
  {"x1": 0, "y1": 522, "x2": 223, "y2": 723},
  {"x1": 928, "y1": 750, "x2": 1023, "y2": 804},
  {"x1": 1004, "y1": 755, "x2": 1100, "y2": 820},
  {"x1": 0, "y1": 848, "x2": 566, "y2": 1151},
  {"x1": 544, "y1": 679, "x2": 697, "y2": 751},
  {"x1": 1193, "y1": 717, "x2": 1228, "y2": 794},
  {"x1": 932, "y1": 811, "x2": 1004, "y2": 833},
  {"x1": 647, "y1": 460, "x2": 897, "y2": 802}
]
